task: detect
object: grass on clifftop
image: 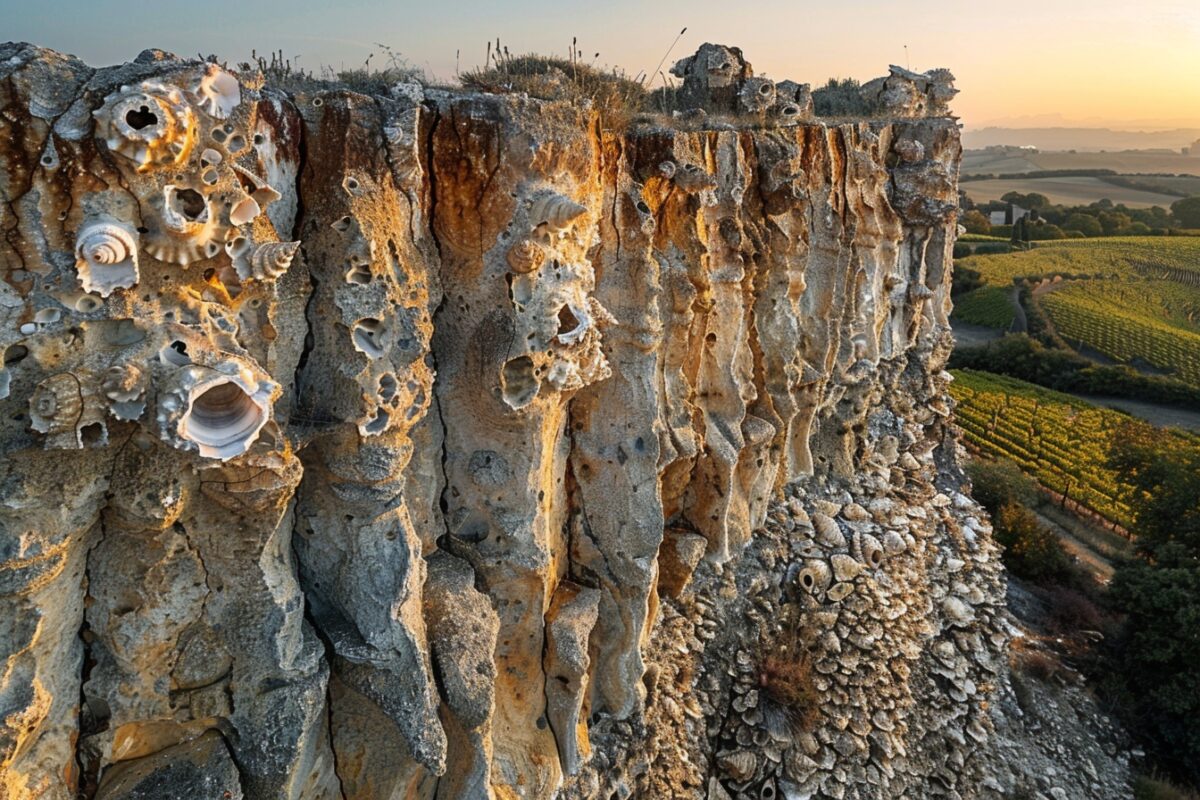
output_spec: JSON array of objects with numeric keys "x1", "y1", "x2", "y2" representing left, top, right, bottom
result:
[{"x1": 460, "y1": 54, "x2": 654, "y2": 126}]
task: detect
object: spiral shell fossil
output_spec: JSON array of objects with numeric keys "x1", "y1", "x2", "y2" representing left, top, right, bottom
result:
[
  {"x1": 240, "y1": 241, "x2": 300, "y2": 282},
  {"x1": 506, "y1": 238, "x2": 546, "y2": 274},
  {"x1": 853, "y1": 532, "x2": 886, "y2": 569},
  {"x1": 528, "y1": 192, "x2": 587, "y2": 233},
  {"x1": 75, "y1": 221, "x2": 139, "y2": 297},
  {"x1": 27, "y1": 373, "x2": 96, "y2": 448},
  {"x1": 795, "y1": 558, "x2": 832, "y2": 596},
  {"x1": 93, "y1": 81, "x2": 196, "y2": 170}
]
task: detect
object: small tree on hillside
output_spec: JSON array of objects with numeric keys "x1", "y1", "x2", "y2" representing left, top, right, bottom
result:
[{"x1": 1170, "y1": 196, "x2": 1200, "y2": 228}]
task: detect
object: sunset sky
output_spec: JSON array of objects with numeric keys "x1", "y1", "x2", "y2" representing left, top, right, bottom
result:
[{"x1": 6, "y1": 0, "x2": 1200, "y2": 129}]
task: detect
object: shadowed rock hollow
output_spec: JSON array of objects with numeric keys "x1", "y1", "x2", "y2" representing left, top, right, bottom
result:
[{"x1": 0, "y1": 41, "x2": 1125, "y2": 800}]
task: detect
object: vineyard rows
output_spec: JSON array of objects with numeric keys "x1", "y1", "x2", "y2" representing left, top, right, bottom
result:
[
  {"x1": 1040, "y1": 280, "x2": 1200, "y2": 388},
  {"x1": 949, "y1": 369, "x2": 1200, "y2": 529}
]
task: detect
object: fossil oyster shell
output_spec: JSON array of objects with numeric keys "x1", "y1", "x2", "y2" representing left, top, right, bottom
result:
[
  {"x1": 75, "y1": 220, "x2": 139, "y2": 297},
  {"x1": 158, "y1": 364, "x2": 277, "y2": 460},
  {"x1": 528, "y1": 192, "x2": 587, "y2": 234},
  {"x1": 718, "y1": 749, "x2": 758, "y2": 782},
  {"x1": 232, "y1": 164, "x2": 283, "y2": 211},
  {"x1": 191, "y1": 64, "x2": 241, "y2": 119},
  {"x1": 94, "y1": 81, "x2": 196, "y2": 170}
]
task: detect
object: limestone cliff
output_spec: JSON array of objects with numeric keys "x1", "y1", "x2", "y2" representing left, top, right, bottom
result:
[{"x1": 0, "y1": 41, "x2": 1069, "y2": 800}]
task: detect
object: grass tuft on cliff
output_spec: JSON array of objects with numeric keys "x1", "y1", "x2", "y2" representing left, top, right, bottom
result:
[{"x1": 460, "y1": 54, "x2": 652, "y2": 128}]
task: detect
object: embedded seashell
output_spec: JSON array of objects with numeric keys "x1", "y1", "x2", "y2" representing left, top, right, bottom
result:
[
  {"x1": 161, "y1": 185, "x2": 212, "y2": 234},
  {"x1": 657, "y1": 160, "x2": 677, "y2": 179},
  {"x1": 718, "y1": 750, "x2": 757, "y2": 782},
  {"x1": 528, "y1": 193, "x2": 586, "y2": 233},
  {"x1": 158, "y1": 364, "x2": 277, "y2": 461},
  {"x1": 145, "y1": 185, "x2": 219, "y2": 266},
  {"x1": 882, "y1": 531, "x2": 907, "y2": 555},
  {"x1": 942, "y1": 596, "x2": 974, "y2": 627},
  {"x1": 232, "y1": 164, "x2": 283, "y2": 209},
  {"x1": 827, "y1": 582, "x2": 854, "y2": 602},
  {"x1": 841, "y1": 502, "x2": 870, "y2": 521},
  {"x1": 738, "y1": 77, "x2": 776, "y2": 114},
  {"x1": 229, "y1": 196, "x2": 261, "y2": 227},
  {"x1": 93, "y1": 81, "x2": 196, "y2": 170},
  {"x1": 554, "y1": 302, "x2": 592, "y2": 346},
  {"x1": 812, "y1": 513, "x2": 845, "y2": 549},
  {"x1": 853, "y1": 532, "x2": 886, "y2": 569},
  {"x1": 75, "y1": 221, "x2": 139, "y2": 297},
  {"x1": 243, "y1": 241, "x2": 300, "y2": 281},
  {"x1": 192, "y1": 64, "x2": 241, "y2": 120},
  {"x1": 102, "y1": 364, "x2": 145, "y2": 403},
  {"x1": 830, "y1": 554, "x2": 862, "y2": 583},
  {"x1": 506, "y1": 238, "x2": 545, "y2": 274},
  {"x1": 795, "y1": 559, "x2": 832, "y2": 595},
  {"x1": 102, "y1": 364, "x2": 147, "y2": 421},
  {"x1": 29, "y1": 373, "x2": 86, "y2": 448}
]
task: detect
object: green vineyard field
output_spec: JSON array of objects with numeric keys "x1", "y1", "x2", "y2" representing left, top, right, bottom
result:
[
  {"x1": 949, "y1": 369, "x2": 1200, "y2": 529},
  {"x1": 949, "y1": 285, "x2": 1015, "y2": 328},
  {"x1": 962, "y1": 236, "x2": 1200, "y2": 288},
  {"x1": 1040, "y1": 280, "x2": 1200, "y2": 387},
  {"x1": 955, "y1": 237, "x2": 1200, "y2": 387}
]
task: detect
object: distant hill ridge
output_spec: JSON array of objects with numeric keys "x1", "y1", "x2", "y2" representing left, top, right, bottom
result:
[{"x1": 964, "y1": 127, "x2": 1200, "y2": 153}]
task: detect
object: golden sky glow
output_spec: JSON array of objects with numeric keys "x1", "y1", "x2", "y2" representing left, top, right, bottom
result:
[{"x1": 8, "y1": 0, "x2": 1200, "y2": 129}]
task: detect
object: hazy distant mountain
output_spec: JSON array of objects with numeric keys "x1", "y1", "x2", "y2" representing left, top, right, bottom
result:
[{"x1": 962, "y1": 127, "x2": 1200, "y2": 153}]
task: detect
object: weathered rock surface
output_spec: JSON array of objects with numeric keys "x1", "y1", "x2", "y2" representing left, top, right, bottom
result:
[{"x1": 0, "y1": 40, "x2": 1124, "y2": 800}]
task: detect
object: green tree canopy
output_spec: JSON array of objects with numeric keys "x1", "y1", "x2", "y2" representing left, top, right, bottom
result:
[
  {"x1": 1170, "y1": 195, "x2": 1200, "y2": 228},
  {"x1": 1063, "y1": 212, "x2": 1103, "y2": 237},
  {"x1": 961, "y1": 209, "x2": 991, "y2": 235}
]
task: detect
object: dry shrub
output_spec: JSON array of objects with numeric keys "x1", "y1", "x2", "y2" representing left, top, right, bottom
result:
[
  {"x1": 1010, "y1": 638, "x2": 1061, "y2": 683},
  {"x1": 757, "y1": 650, "x2": 820, "y2": 733},
  {"x1": 1134, "y1": 774, "x2": 1200, "y2": 800},
  {"x1": 1042, "y1": 585, "x2": 1104, "y2": 634}
]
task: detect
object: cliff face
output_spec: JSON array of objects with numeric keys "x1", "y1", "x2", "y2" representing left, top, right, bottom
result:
[{"x1": 0, "y1": 42, "x2": 1014, "y2": 800}]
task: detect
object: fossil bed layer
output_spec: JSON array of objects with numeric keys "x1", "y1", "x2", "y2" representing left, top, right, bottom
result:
[{"x1": 0, "y1": 42, "x2": 1129, "y2": 800}]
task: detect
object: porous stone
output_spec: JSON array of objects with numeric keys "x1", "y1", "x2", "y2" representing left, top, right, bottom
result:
[{"x1": 0, "y1": 40, "x2": 1123, "y2": 800}]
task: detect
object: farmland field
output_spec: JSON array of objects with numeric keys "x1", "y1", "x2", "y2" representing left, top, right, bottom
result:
[
  {"x1": 962, "y1": 148, "x2": 1200, "y2": 177},
  {"x1": 960, "y1": 176, "x2": 1180, "y2": 208},
  {"x1": 1040, "y1": 280, "x2": 1200, "y2": 387},
  {"x1": 961, "y1": 237, "x2": 1200, "y2": 287},
  {"x1": 951, "y1": 286, "x2": 1015, "y2": 328},
  {"x1": 955, "y1": 238, "x2": 1200, "y2": 386},
  {"x1": 949, "y1": 369, "x2": 1200, "y2": 529}
]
